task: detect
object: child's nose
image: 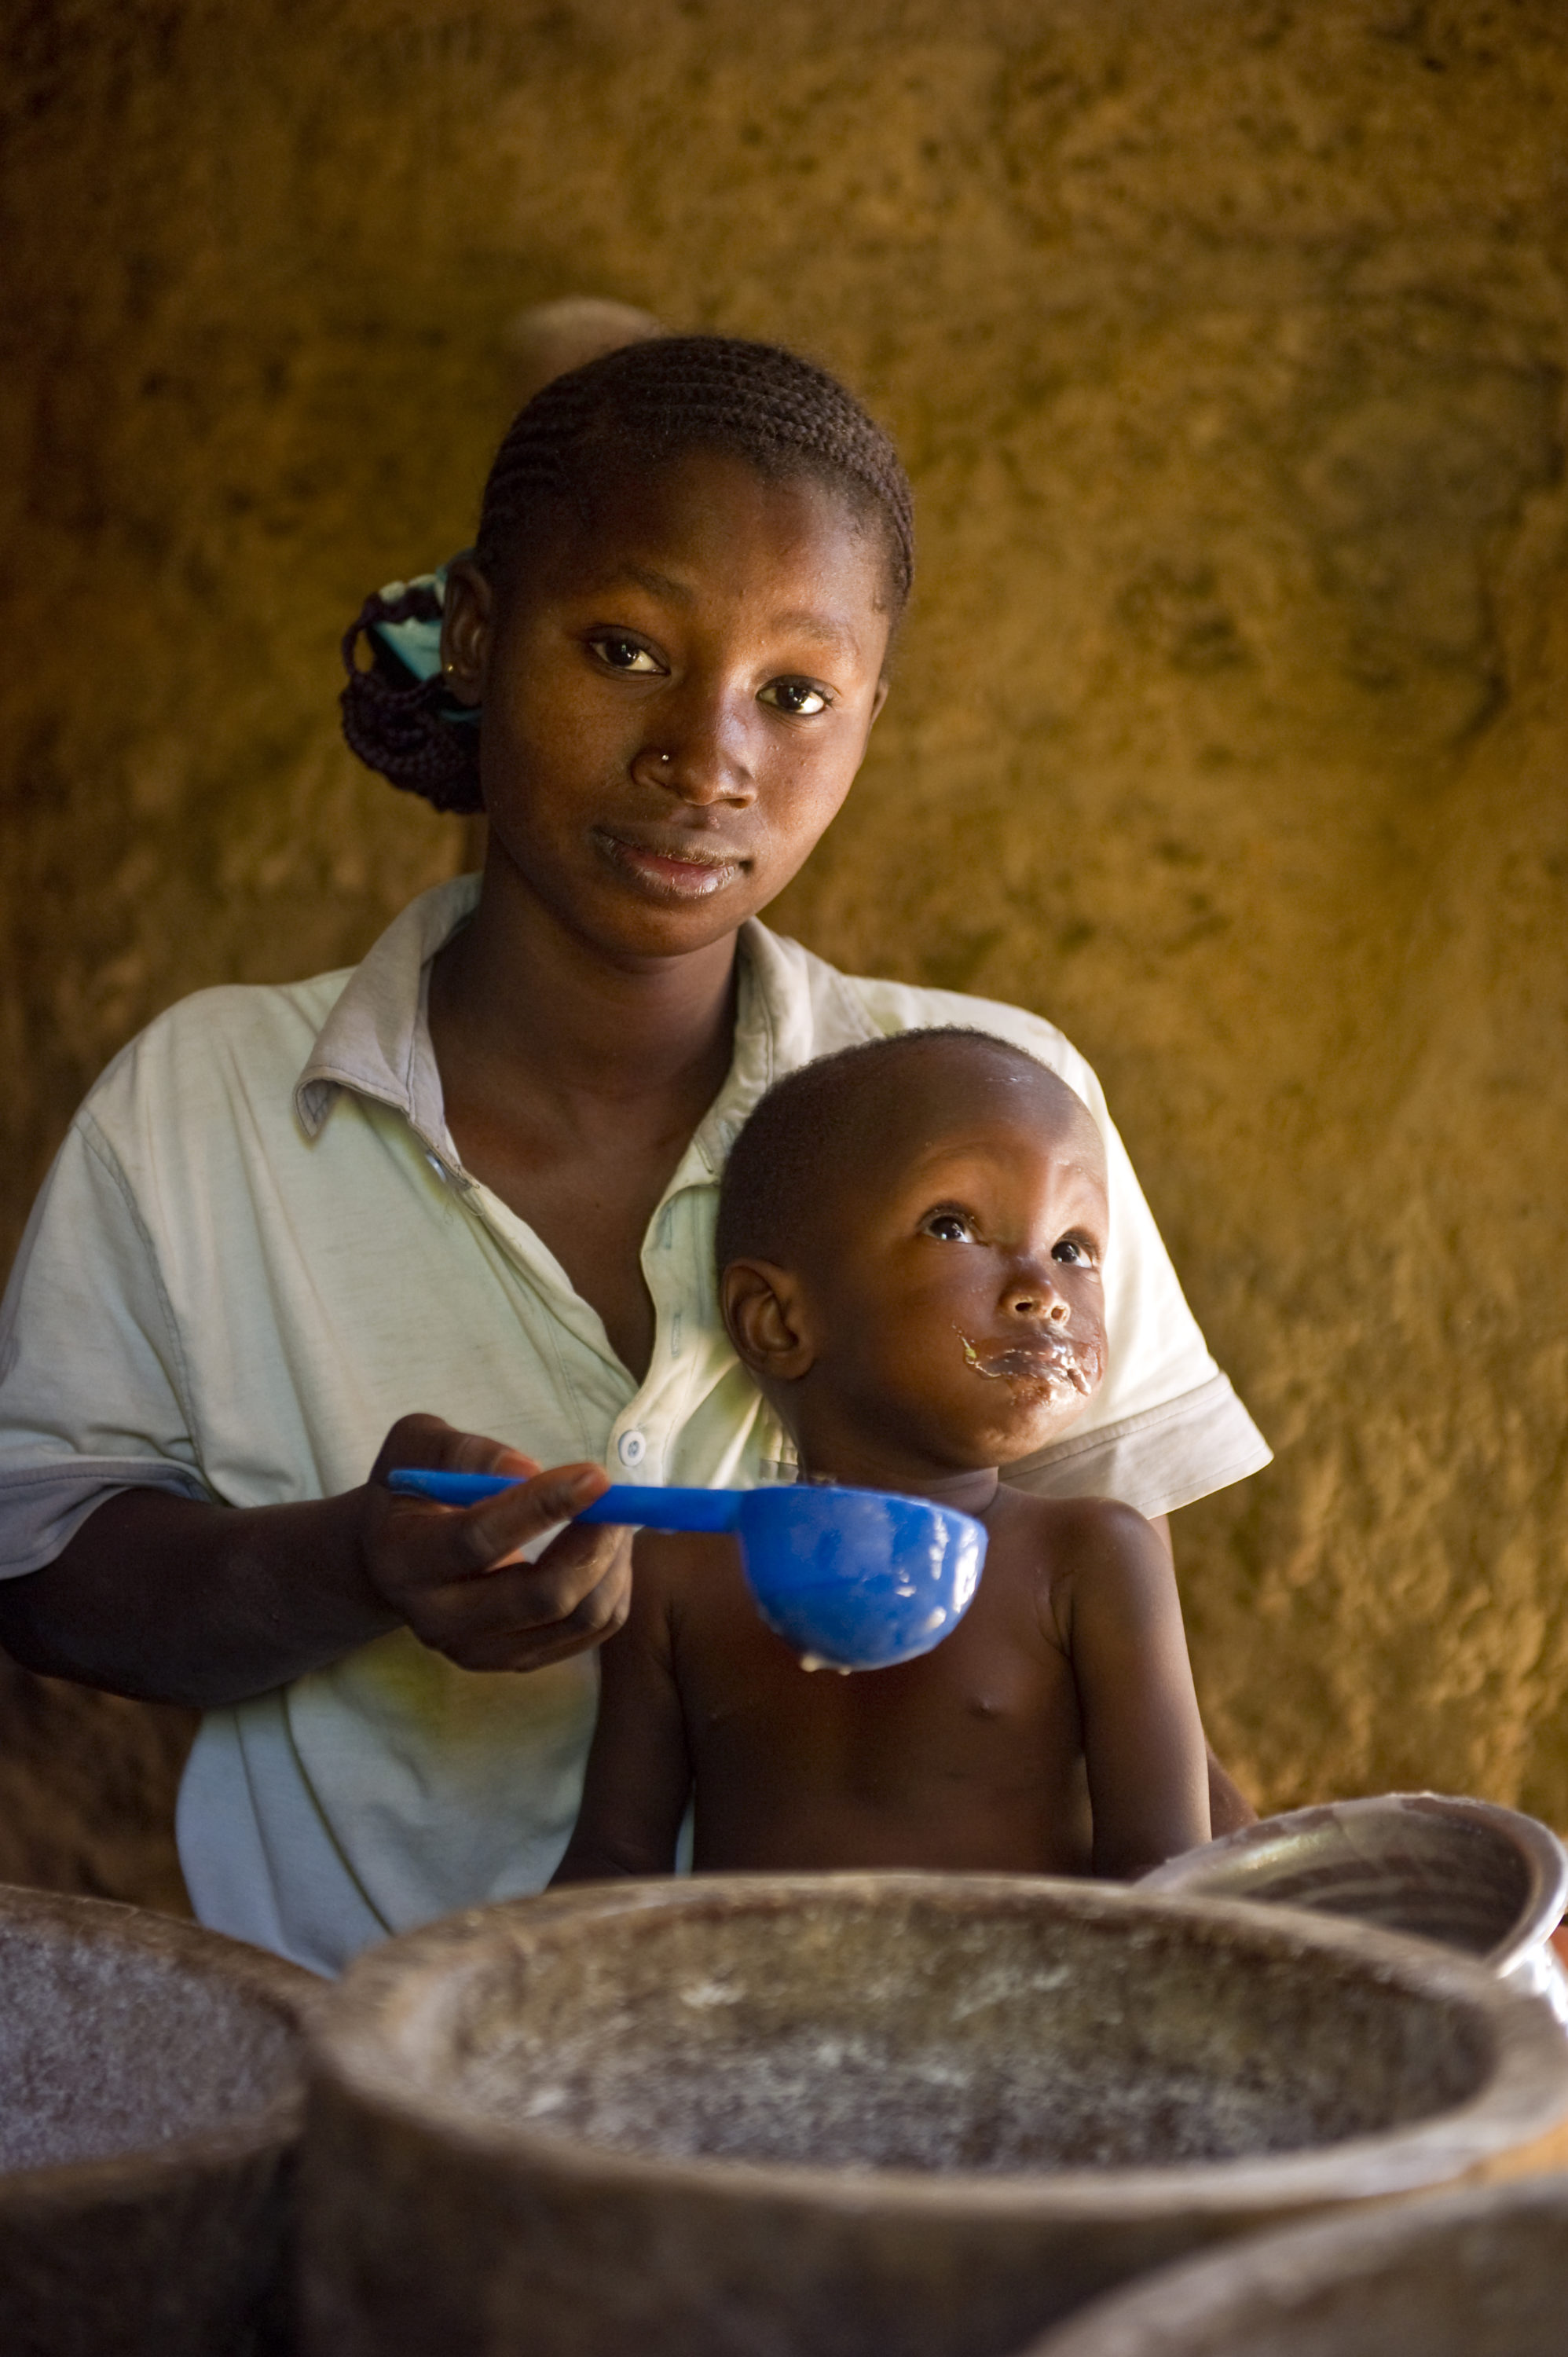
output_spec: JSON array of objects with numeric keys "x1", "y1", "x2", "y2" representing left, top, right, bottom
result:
[{"x1": 1005, "y1": 1263, "x2": 1071, "y2": 1322}]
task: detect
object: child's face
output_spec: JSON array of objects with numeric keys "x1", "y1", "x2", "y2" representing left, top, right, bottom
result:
[
  {"x1": 745, "y1": 1058, "x2": 1110, "y2": 1483},
  {"x1": 445, "y1": 449, "x2": 892, "y2": 959}
]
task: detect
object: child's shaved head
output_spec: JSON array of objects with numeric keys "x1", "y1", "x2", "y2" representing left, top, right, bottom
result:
[{"x1": 716, "y1": 1028, "x2": 1100, "y2": 1277}]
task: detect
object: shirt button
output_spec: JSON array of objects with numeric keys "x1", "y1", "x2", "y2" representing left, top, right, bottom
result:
[{"x1": 617, "y1": 1429, "x2": 648, "y2": 1468}]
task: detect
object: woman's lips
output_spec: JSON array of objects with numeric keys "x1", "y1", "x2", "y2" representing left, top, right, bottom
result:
[{"x1": 594, "y1": 828, "x2": 747, "y2": 900}]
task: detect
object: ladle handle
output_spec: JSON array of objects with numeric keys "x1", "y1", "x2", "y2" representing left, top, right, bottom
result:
[
  {"x1": 577, "y1": 1486, "x2": 742, "y2": 1532},
  {"x1": 387, "y1": 1470, "x2": 742, "y2": 1532}
]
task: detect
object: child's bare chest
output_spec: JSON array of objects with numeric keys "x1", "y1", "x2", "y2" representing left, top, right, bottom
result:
[{"x1": 674, "y1": 1547, "x2": 1081, "y2": 1792}]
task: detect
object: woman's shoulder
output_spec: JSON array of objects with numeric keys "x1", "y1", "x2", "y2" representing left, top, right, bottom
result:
[
  {"x1": 79, "y1": 873, "x2": 479, "y2": 1140},
  {"x1": 749, "y1": 922, "x2": 1101, "y2": 1109},
  {"x1": 852, "y1": 970, "x2": 1083, "y2": 1067},
  {"x1": 78, "y1": 968, "x2": 356, "y2": 1143}
]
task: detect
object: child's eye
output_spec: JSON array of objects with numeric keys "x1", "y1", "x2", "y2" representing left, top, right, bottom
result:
[
  {"x1": 921, "y1": 1211, "x2": 976, "y2": 1244},
  {"x1": 758, "y1": 678, "x2": 830, "y2": 717},
  {"x1": 1052, "y1": 1237, "x2": 1095, "y2": 1266},
  {"x1": 588, "y1": 635, "x2": 664, "y2": 674}
]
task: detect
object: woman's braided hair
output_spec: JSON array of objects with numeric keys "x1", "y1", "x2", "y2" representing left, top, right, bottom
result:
[{"x1": 339, "y1": 335, "x2": 914, "y2": 815}]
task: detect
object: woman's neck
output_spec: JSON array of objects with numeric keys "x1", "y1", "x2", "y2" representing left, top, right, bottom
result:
[
  {"x1": 425, "y1": 852, "x2": 742, "y2": 1380},
  {"x1": 432, "y1": 851, "x2": 742, "y2": 1113}
]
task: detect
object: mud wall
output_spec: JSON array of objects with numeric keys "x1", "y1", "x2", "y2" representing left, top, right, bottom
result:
[{"x1": 3, "y1": 0, "x2": 1566, "y2": 1904}]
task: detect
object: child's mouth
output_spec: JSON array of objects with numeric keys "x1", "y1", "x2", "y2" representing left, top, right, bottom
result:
[
  {"x1": 595, "y1": 828, "x2": 746, "y2": 900},
  {"x1": 959, "y1": 1332, "x2": 1096, "y2": 1396}
]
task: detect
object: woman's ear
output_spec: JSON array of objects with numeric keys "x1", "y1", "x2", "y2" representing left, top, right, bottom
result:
[
  {"x1": 441, "y1": 559, "x2": 493, "y2": 709},
  {"x1": 721, "y1": 1260, "x2": 817, "y2": 1383}
]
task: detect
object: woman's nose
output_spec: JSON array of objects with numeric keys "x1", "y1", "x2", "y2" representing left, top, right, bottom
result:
[{"x1": 631, "y1": 688, "x2": 757, "y2": 806}]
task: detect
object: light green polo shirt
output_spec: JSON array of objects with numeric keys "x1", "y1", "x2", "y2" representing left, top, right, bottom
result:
[{"x1": 0, "y1": 878, "x2": 1268, "y2": 1973}]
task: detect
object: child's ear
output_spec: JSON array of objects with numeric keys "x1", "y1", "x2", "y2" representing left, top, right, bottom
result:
[{"x1": 720, "y1": 1260, "x2": 817, "y2": 1382}]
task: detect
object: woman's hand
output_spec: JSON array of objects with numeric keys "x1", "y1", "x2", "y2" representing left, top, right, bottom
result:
[
  {"x1": 360, "y1": 1413, "x2": 632, "y2": 1673},
  {"x1": 0, "y1": 1413, "x2": 634, "y2": 1708}
]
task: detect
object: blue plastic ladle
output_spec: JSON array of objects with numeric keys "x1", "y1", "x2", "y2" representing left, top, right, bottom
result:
[{"x1": 387, "y1": 1472, "x2": 987, "y2": 1673}]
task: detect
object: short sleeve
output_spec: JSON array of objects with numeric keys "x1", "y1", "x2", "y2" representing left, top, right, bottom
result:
[{"x1": 0, "y1": 1112, "x2": 209, "y2": 1576}]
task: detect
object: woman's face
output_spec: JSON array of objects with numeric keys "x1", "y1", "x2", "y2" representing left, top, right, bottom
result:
[{"x1": 443, "y1": 449, "x2": 893, "y2": 960}]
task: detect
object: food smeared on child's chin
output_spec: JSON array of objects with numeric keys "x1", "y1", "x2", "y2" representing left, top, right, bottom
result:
[{"x1": 958, "y1": 1330, "x2": 1100, "y2": 1398}]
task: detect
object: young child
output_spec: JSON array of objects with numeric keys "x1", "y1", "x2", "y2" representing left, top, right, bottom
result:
[{"x1": 555, "y1": 1028, "x2": 1212, "y2": 1886}]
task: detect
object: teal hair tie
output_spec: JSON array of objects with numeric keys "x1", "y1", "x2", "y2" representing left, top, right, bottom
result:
[{"x1": 369, "y1": 559, "x2": 481, "y2": 724}]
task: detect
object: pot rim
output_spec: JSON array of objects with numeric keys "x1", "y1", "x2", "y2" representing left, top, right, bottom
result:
[
  {"x1": 1138, "y1": 1792, "x2": 1568, "y2": 1974},
  {"x1": 1020, "y1": 2165, "x2": 1568, "y2": 2355},
  {"x1": 310, "y1": 1872, "x2": 1568, "y2": 2221},
  {"x1": 0, "y1": 1882, "x2": 318, "y2": 2206}
]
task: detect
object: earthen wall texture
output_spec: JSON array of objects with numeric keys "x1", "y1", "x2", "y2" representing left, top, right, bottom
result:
[{"x1": 2, "y1": 0, "x2": 1566, "y2": 1904}]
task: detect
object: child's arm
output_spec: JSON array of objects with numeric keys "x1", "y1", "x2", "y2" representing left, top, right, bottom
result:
[
  {"x1": 551, "y1": 1534, "x2": 693, "y2": 1882},
  {"x1": 1046, "y1": 1499, "x2": 1211, "y2": 1879}
]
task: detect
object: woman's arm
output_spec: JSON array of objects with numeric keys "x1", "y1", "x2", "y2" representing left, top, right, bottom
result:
[
  {"x1": 0, "y1": 1415, "x2": 632, "y2": 1709},
  {"x1": 1049, "y1": 1499, "x2": 1211, "y2": 1879},
  {"x1": 552, "y1": 1535, "x2": 692, "y2": 1882}
]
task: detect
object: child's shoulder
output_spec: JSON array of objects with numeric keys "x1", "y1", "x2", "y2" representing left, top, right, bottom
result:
[
  {"x1": 994, "y1": 1482, "x2": 1152, "y2": 1541},
  {"x1": 630, "y1": 1527, "x2": 748, "y2": 1615},
  {"x1": 633, "y1": 1527, "x2": 738, "y2": 1568},
  {"x1": 991, "y1": 1485, "x2": 1166, "y2": 1584},
  {"x1": 990, "y1": 1486, "x2": 1176, "y2": 1657}
]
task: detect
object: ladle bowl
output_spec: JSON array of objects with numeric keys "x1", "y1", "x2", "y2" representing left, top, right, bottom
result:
[{"x1": 388, "y1": 1472, "x2": 986, "y2": 1670}]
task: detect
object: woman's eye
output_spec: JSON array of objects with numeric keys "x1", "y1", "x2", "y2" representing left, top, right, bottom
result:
[
  {"x1": 589, "y1": 635, "x2": 662, "y2": 674},
  {"x1": 922, "y1": 1211, "x2": 975, "y2": 1244},
  {"x1": 759, "y1": 679, "x2": 829, "y2": 717},
  {"x1": 1052, "y1": 1237, "x2": 1093, "y2": 1266}
]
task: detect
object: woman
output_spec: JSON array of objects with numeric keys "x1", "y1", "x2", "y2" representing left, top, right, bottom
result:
[{"x1": 0, "y1": 338, "x2": 1267, "y2": 1971}]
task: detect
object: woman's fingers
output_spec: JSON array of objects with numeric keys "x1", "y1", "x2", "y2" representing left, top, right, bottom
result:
[
  {"x1": 370, "y1": 1462, "x2": 608, "y2": 1597},
  {"x1": 360, "y1": 1418, "x2": 628, "y2": 1671},
  {"x1": 409, "y1": 1536, "x2": 635, "y2": 1673},
  {"x1": 368, "y1": 1410, "x2": 542, "y2": 1487},
  {"x1": 445, "y1": 1464, "x2": 608, "y2": 1572}
]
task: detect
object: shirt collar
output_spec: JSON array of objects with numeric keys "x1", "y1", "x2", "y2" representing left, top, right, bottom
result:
[
  {"x1": 293, "y1": 874, "x2": 880, "y2": 1177},
  {"x1": 294, "y1": 875, "x2": 478, "y2": 1149},
  {"x1": 679, "y1": 917, "x2": 879, "y2": 1184}
]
